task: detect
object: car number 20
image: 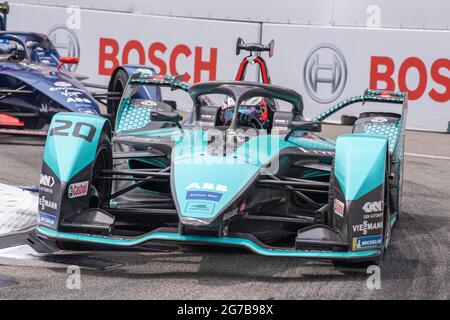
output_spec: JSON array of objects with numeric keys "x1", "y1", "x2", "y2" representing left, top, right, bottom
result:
[{"x1": 49, "y1": 120, "x2": 96, "y2": 142}]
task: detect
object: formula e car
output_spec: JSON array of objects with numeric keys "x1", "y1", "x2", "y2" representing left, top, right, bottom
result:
[
  {"x1": 0, "y1": 4, "x2": 157, "y2": 136},
  {"x1": 0, "y1": 30, "x2": 160, "y2": 136},
  {"x1": 34, "y1": 70, "x2": 407, "y2": 265}
]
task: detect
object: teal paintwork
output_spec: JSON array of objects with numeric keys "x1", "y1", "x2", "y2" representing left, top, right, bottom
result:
[
  {"x1": 43, "y1": 113, "x2": 109, "y2": 182},
  {"x1": 170, "y1": 129, "x2": 334, "y2": 219},
  {"x1": 334, "y1": 134, "x2": 387, "y2": 200},
  {"x1": 36, "y1": 226, "x2": 379, "y2": 259}
]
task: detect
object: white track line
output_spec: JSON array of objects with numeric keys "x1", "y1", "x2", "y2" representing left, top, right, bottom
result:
[{"x1": 405, "y1": 152, "x2": 450, "y2": 161}]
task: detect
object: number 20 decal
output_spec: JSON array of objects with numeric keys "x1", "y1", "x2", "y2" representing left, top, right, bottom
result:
[{"x1": 49, "y1": 120, "x2": 96, "y2": 142}]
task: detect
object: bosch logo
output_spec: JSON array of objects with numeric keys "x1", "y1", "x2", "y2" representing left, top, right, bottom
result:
[
  {"x1": 47, "y1": 25, "x2": 80, "y2": 72},
  {"x1": 303, "y1": 44, "x2": 347, "y2": 104},
  {"x1": 98, "y1": 38, "x2": 217, "y2": 82}
]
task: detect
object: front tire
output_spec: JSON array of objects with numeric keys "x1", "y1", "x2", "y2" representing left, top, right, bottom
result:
[{"x1": 107, "y1": 69, "x2": 129, "y2": 128}]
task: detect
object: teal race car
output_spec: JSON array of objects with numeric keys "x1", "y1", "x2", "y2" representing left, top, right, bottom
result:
[{"x1": 35, "y1": 73, "x2": 407, "y2": 265}]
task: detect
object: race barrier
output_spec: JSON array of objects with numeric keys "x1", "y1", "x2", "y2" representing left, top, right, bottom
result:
[
  {"x1": 262, "y1": 24, "x2": 450, "y2": 131},
  {"x1": 6, "y1": 2, "x2": 450, "y2": 131}
]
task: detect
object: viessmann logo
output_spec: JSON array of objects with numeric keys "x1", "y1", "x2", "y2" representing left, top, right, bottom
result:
[{"x1": 303, "y1": 43, "x2": 347, "y2": 104}]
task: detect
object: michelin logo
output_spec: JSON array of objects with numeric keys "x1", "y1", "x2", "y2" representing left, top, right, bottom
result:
[
  {"x1": 352, "y1": 235, "x2": 383, "y2": 250},
  {"x1": 39, "y1": 212, "x2": 56, "y2": 227}
]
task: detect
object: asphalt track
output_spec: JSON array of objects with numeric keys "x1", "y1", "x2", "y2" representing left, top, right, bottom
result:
[{"x1": 0, "y1": 125, "x2": 449, "y2": 300}]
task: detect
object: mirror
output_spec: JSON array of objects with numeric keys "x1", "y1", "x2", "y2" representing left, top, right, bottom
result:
[
  {"x1": 150, "y1": 110, "x2": 183, "y2": 128},
  {"x1": 285, "y1": 120, "x2": 321, "y2": 140},
  {"x1": 59, "y1": 56, "x2": 79, "y2": 64}
]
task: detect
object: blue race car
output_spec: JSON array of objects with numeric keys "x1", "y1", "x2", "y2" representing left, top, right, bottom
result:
[
  {"x1": 0, "y1": 4, "x2": 159, "y2": 136},
  {"x1": 34, "y1": 70, "x2": 407, "y2": 266}
]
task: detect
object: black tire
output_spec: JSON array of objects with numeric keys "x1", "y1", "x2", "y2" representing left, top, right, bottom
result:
[
  {"x1": 326, "y1": 160, "x2": 337, "y2": 226},
  {"x1": 90, "y1": 131, "x2": 113, "y2": 207},
  {"x1": 57, "y1": 130, "x2": 112, "y2": 251},
  {"x1": 107, "y1": 68, "x2": 129, "y2": 128},
  {"x1": 341, "y1": 115, "x2": 357, "y2": 126}
]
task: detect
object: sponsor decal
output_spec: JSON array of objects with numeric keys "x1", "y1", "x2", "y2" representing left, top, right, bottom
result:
[
  {"x1": 185, "y1": 201, "x2": 215, "y2": 214},
  {"x1": 40, "y1": 174, "x2": 56, "y2": 188},
  {"x1": 274, "y1": 118, "x2": 289, "y2": 124},
  {"x1": 140, "y1": 100, "x2": 158, "y2": 107},
  {"x1": 363, "y1": 212, "x2": 384, "y2": 220},
  {"x1": 68, "y1": 181, "x2": 89, "y2": 199},
  {"x1": 352, "y1": 235, "x2": 383, "y2": 250},
  {"x1": 362, "y1": 200, "x2": 384, "y2": 214},
  {"x1": 49, "y1": 85, "x2": 92, "y2": 104},
  {"x1": 53, "y1": 81, "x2": 72, "y2": 88},
  {"x1": 186, "y1": 191, "x2": 223, "y2": 202},
  {"x1": 98, "y1": 38, "x2": 218, "y2": 82},
  {"x1": 370, "y1": 56, "x2": 449, "y2": 102},
  {"x1": 136, "y1": 68, "x2": 155, "y2": 75},
  {"x1": 298, "y1": 147, "x2": 335, "y2": 156},
  {"x1": 352, "y1": 220, "x2": 383, "y2": 236},
  {"x1": 39, "y1": 196, "x2": 58, "y2": 211},
  {"x1": 39, "y1": 212, "x2": 57, "y2": 227},
  {"x1": 333, "y1": 199, "x2": 345, "y2": 218},
  {"x1": 40, "y1": 103, "x2": 66, "y2": 114},
  {"x1": 200, "y1": 114, "x2": 214, "y2": 120},
  {"x1": 186, "y1": 182, "x2": 228, "y2": 192},
  {"x1": 371, "y1": 117, "x2": 388, "y2": 123},
  {"x1": 303, "y1": 43, "x2": 347, "y2": 104}
]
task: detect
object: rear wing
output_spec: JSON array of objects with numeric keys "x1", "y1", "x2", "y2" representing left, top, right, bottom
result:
[
  {"x1": 313, "y1": 89, "x2": 408, "y2": 122},
  {"x1": 129, "y1": 74, "x2": 190, "y2": 92}
]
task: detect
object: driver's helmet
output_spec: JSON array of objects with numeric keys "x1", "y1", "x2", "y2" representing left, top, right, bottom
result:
[
  {"x1": 221, "y1": 96, "x2": 270, "y2": 128},
  {"x1": 0, "y1": 38, "x2": 25, "y2": 62},
  {"x1": 0, "y1": 38, "x2": 14, "y2": 54}
]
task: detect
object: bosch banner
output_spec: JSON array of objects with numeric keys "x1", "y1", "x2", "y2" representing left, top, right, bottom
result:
[
  {"x1": 262, "y1": 24, "x2": 450, "y2": 132},
  {"x1": 7, "y1": 3, "x2": 450, "y2": 131},
  {"x1": 7, "y1": 3, "x2": 260, "y2": 110}
]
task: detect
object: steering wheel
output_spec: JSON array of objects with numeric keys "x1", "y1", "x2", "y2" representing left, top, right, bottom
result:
[{"x1": 237, "y1": 112, "x2": 262, "y2": 129}]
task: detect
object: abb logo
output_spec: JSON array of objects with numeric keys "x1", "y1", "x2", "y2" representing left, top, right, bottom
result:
[
  {"x1": 98, "y1": 38, "x2": 218, "y2": 82},
  {"x1": 370, "y1": 56, "x2": 450, "y2": 102}
]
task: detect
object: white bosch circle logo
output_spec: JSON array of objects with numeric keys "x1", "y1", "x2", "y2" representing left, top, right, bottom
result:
[
  {"x1": 47, "y1": 25, "x2": 80, "y2": 72},
  {"x1": 303, "y1": 43, "x2": 347, "y2": 104}
]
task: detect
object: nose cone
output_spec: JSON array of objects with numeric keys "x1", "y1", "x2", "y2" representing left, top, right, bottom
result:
[
  {"x1": 170, "y1": 129, "x2": 268, "y2": 224},
  {"x1": 170, "y1": 129, "x2": 324, "y2": 225}
]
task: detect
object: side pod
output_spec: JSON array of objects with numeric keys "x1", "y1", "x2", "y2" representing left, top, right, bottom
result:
[
  {"x1": 331, "y1": 134, "x2": 388, "y2": 252},
  {"x1": 38, "y1": 113, "x2": 111, "y2": 231}
]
